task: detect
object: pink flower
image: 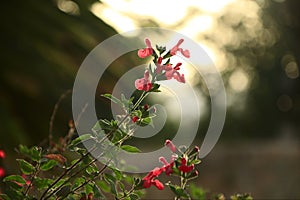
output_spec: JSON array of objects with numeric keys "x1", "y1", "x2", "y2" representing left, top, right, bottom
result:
[
  {"x1": 173, "y1": 72, "x2": 185, "y2": 83},
  {"x1": 0, "y1": 150, "x2": 5, "y2": 159},
  {"x1": 170, "y1": 39, "x2": 190, "y2": 58},
  {"x1": 135, "y1": 70, "x2": 152, "y2": 91},
  {"x1": 178, "y1": 157, "x2": 194, "y2": 173},
  {"x1": 163, "y1": 64, "x2": 185, "y2": 83},
  {"x1": 165, "y1": 139, "x2": 176, "y2": 153},
  {"x1": 0, "y1": 167, "x2": 5, "y2": 178},
  {"x1": 138, "y1": 38, "x2": 153, "y2": 58}
]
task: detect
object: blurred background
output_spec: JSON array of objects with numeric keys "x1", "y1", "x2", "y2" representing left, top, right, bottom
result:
[{"x1": 1, "y1": 0, "x2": 300, "y2": 198}]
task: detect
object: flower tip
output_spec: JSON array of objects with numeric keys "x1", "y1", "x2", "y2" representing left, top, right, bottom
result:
[
  {"x1": 165, "y1": 139, "x2": 176, "y2": 153},
  {"x1": 145, "y1": 38, "x2": 152, "y2": 48}
]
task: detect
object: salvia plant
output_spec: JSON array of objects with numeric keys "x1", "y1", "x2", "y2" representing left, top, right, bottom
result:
[{"x1": 0, "y1": 38, "x2": 252, "y2": 200}]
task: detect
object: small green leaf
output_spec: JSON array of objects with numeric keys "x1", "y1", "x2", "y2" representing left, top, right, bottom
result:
[
  {"x1": 17, "y1": 159, "x2": 35, "y2": 175},
  {"x1": 166, "y1": 182, "x2": 189, "y2": 198},
  {"x1": 104, "y1": 173, "x2": 116, "y2": 183},
  {"x1": 3, "y1": 175, "x2": 26, "y2": 185},
  {"x1": 72, "y1": 177, "x2": 85, "y2": 190},
  {"x1": 121, "y1": 145, "x2": 141, "y2": 153},
  {"x1": 86, "y1": 165, "x2": 98, "y2": 175},
  {"x1": 96, "y1": 180, "x2": 110, "y2": 193},
  {"x1": 19, "y1": 145, "x2": 30, "y2": 157},
  {"x1": 112, "y1": 168, "x2": 122, "y2": 181},
  {"x1": 30, "y1": 146, "x2": 41, "y2": 162},
  {"x1": 40, "y1": 160, "x2": 57, "y2": 171},
  {"x1": 102, "y1": 94, "x2": 122, "y2": 105},
  {"x1": 70, "y1": 134, "x2": 94, "y2": 147},
  {"x1": 34, "y1": 177, "x2": 53, "y2": 189},
  {"x1": 190, "y1": 159, "x2": 201, "y2": 165},
  {"x1": 138, "y1": 117, "x2": 152, "y2": 127},
  {"x1": 85, "y1": 183, "x2": 94, "y2": 195}
]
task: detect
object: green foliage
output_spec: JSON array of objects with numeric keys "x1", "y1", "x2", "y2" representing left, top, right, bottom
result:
[
  {"x1": 121, "y1": 145, "x2": 141, "y2": 153},
  {"x1": 16, "y1": 159, "x2": 35, "y2": 175},
  {"x1": 40, "y1": 160, "x2": 57, "y2": 171}
]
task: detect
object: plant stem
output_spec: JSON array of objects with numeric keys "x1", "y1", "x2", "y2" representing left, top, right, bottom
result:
[
  {"x1": 41, "y1": 90, "x2": 149, "y2": 199},
  {"x1": 60, "y1": 160, "x2": 110, "y2": 199},
  {"x1": 24, "y1": 162, "x2": 40, "y2": 196}
]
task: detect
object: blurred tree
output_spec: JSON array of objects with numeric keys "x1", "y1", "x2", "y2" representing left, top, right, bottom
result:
[{"x1": 0, "y1": 0, "x2": 117, "y2": 148}]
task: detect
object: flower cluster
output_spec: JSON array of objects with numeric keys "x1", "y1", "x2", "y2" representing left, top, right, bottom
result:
[
  {"x1": 0, "y1": 149, "x2": 5, "y2": 178},
  {"x1": 141, "y1": 140, "x2": 200, "y2": 191},
  {"x1": 135, "y1": 38, "x2": 190, "y2": 92}
]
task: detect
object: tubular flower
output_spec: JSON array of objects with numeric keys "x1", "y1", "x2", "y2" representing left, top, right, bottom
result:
[
  {"x1": 135, "y1": 70, "x2": 152, "y2": 91},
  {"x1": 170, "y1": 39, "x2": 190, "y2": 58},
  {"x1": 178, "y1": 157, "x2": 194, "y2": 173},
  {"x1": 159, "y1": 156, "x2": 174, "y2": 176},
  {"x1": 138, "y1": 38, "x2": 153, "y2": 58},
  {"x1": 163, "y1": 64, "x2": 185, "y2": 83},
  {"x1": 142, "y1": 167, "x2": 164, "y2": 190},
  {"x1": 165, "y1": 139, "x2": 176, "y2": 153}
]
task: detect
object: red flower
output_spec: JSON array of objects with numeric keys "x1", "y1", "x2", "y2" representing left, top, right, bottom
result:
[
  {"x1": 138, "y1": 38, "x2": 153, "y2": 58},
  {"x1": 159, "y1": 156, "x2": 174, "y2": 176},
  {"x1": 142, "y1": 167, "x2": 164, "y2": 190},
  {"x1": 131, "y1": 116, "x2": 139, "y2": 123},
  {"x1": 144, "y1": 104, "x2": 149, "y2": 111},
  {"x1": 135, "y1": 70, "x2": 152, "y2": 91},
  {"x1": 178, "y1": 157, "x2": 194, "y2": 173},
  {"x1": 170, "y1": 39, "x2": 190, "y2": 58},
  {"x1": 0, "y1": 167, "x2": 5, "y2": 178},
  {"x1": 165, "y1": 139, "x2": 176, "y2": 153},
  {"x1": 0, "y1": 150, "x2": 5, "y2": 159}
]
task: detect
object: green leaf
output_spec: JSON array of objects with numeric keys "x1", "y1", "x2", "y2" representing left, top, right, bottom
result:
[
  {"x1": 148, "y1": 83, "x2": 160, "y2": 92},
  {"x1": 112, "y1": 168, "x2": 123, "y2": 181},
  {"x1": 72, "y1": 177, "x2": 85, "y2": 190},
  {"x1": 102, "y1": 94, "x2": 122, "y2": 105},
  {"x1": 138, "y1": 117, "x2": 152, "y2": 127},
  {"x1": 96, "y1": 180, "x2": 110, "y2": 193},
  {"x1": 86, "y1": 165, "x2": 98, "y2": 175},
  {"x1": 85, "y1": 183, "x2": 94, "y2": 195},
  {"x1": 3, "y1": 175, "x2": 26, "y2": 185},
  {"x1": 121, "y1": 145, "x2": 141, "y2": 153},
  {"x1": 19, "y1": 145, "x2": 30, "y2": 157},
  {"x1": 92, "y1": 183, "x2": 105, "y2": 199},
  {"x1": 40, "y1": 160, "x2": 57, "y2": 171},
  {"x1": 190, "y1": 159, "x2": 201, "y2": 165},
  {"x1": 34, "y1": 177, "x2": 53, "y2": 189},
  {"x1": 17, "y1": 159, "x2": 35, "y2": 175},
  {"x1": 70, "y1": 134, "x2": 94, "y2": 147},
  {"x1": 167, "y1": 182, "x2": 189, "y2": 198},
  {"x1": 18, "y1": 145, "x2": 41, "y2": 162},
  {"x1": 104, "y1": 173, "x2": 116, "y2": 183},
  {"x1": 30, "y1": 146, "x2": 41, "y2": 162}
]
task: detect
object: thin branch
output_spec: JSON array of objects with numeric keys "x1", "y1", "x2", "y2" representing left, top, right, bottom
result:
[{"x1": 49, "y1": 89, "x2": 72, "y2": 146}]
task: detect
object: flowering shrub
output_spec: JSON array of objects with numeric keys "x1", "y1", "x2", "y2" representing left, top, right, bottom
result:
[{"x1": 0, "y1": 39, "x2": 252, "y2": 200}]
